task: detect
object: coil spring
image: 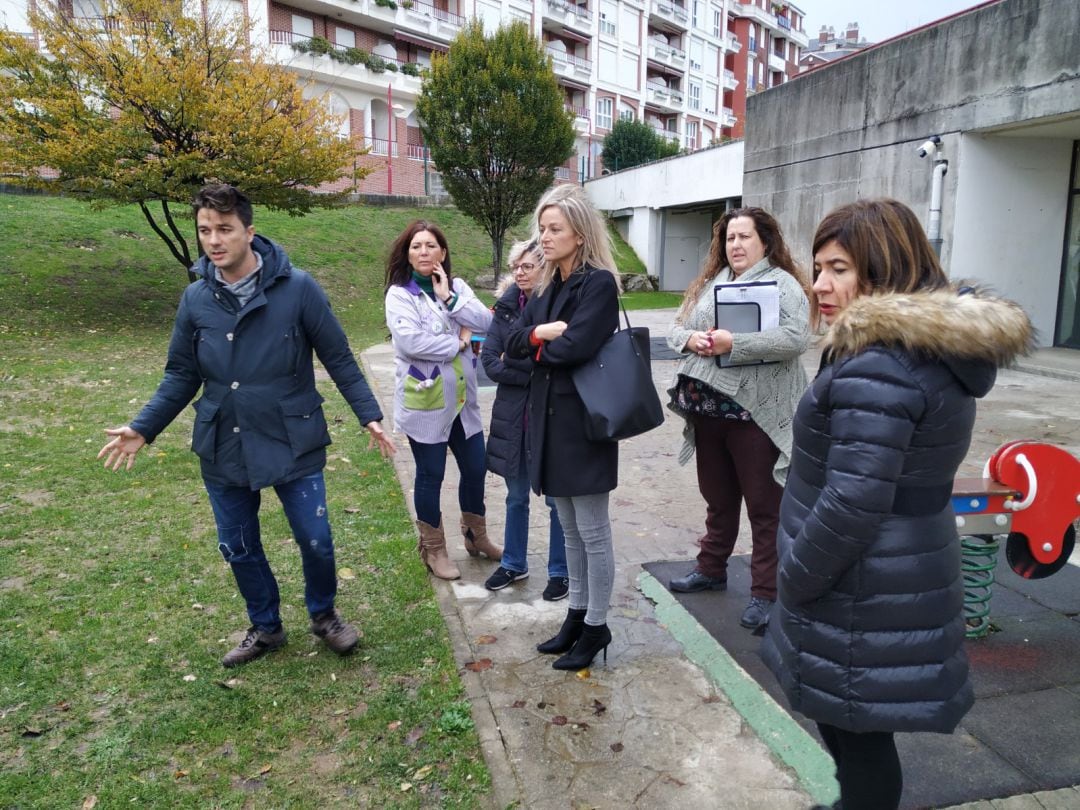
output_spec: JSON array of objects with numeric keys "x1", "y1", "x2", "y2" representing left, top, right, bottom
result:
[{"x1": 961, "y1": 533, "x2": 1001, "y2": 639}]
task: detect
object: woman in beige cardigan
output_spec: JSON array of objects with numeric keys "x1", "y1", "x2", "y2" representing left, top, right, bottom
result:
[{"x1": 666, "y1": 207, "x2": 810, "y2": 631}]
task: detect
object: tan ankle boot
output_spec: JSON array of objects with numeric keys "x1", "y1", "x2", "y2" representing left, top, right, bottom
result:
[
  {"x1": 460, "y1": 512, "x2": 502, "y2": 561},
  {"x1": 417, "y1": 519, "x2": 460, "y2": 580}
]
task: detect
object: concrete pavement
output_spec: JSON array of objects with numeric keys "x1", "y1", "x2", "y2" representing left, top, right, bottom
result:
[{"x1": 359, "y1": 308, "x2": 1080, "y2": 810}]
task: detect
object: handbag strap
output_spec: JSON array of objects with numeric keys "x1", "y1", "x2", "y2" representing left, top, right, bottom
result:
[{"x1": 617, "y1": 296, "x2": 632, "y2": 332}]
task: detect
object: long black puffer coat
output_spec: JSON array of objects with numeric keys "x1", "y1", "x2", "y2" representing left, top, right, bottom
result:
[
  {"x1": 761, "y1": 287, "x2": 1032, "y2": 734},
  {"x1": 482, "y1": 282, "x2": 533, "y2": 479}
]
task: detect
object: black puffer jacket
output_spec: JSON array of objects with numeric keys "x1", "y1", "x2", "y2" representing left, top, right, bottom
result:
[
  {"x1": 482, "y1": 283, "x2": 534, "y2": 479},
  {"x1": 762, "y1": 287, "x2": 1032, "y2": 734}
]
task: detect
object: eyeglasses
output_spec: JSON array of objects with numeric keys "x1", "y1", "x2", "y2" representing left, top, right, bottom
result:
[{"x1": 512, "y1": 262, "x2": 536, "y2": 274}]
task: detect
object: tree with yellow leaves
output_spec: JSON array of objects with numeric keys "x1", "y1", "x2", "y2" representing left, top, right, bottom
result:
[{"x1": 0, "y1": 0, "x2": 363, "y2": 272}]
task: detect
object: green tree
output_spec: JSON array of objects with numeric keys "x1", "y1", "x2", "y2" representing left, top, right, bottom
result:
[
  {"x1": 0, "y1": 0, "x2": 364, "y2": 273},
  {"x1": 600, "y1": 119, "x2": 680, "y2": 172},
  {"x1": 416, "y1": 20, "x2": 575, "y2": 279}
]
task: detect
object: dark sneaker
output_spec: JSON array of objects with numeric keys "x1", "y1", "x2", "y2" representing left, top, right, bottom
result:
[
  {"x1": 739, "y1": 597, "x2": 775, "y2": 630},
  {"x1": 310, "y1": 609, "x2": 360, "y2": 655},
  {"x1": 484, "y1": 566, "x2": 529, "y2": 591},
  {"x1": 669, "y1": 570, "x2": 727, "y2": 593},
  {"x1": 221, "y1": 626, "x2": 287, "y2": 668},
  {"x1": 542, "y1": 577, "x2": 570, "y2": 601}
]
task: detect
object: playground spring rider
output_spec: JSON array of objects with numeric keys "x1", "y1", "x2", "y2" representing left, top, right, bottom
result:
[{"x1": 951, "y1": 441, "x2": 1080, "y2": 638}]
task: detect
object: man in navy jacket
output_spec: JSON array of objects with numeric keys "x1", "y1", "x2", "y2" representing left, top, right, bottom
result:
[{"x1": 99, "y1": 184, "x2": 395, "y2": 667}]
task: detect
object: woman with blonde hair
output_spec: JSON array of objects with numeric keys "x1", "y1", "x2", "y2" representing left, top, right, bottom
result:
[
  {"x1": 505, "y1": 184, "x2": 622, "y2": 670},
  {"x1": 666, "y1": 207, "x2": 810, "y2": 631},
  {"x1": 481, "y1": 240, "x2": 568, "y2": 599}
]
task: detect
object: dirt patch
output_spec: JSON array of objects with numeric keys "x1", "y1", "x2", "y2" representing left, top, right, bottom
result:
[
  {"x1": 0, "y1": 577, "x2": 25, "y2": 591},
  {"x1": 16, "y1": 490, "x2": 53, "y2": 507},
  {"x1": 311, "y1": 752, "x2": 343, "y2": 776}
]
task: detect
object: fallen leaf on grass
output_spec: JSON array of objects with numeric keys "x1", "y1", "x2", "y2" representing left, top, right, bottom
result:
[
  {"x1": 81, "y1": 797, "x2": 97, "y2": 809},
  {"x1": 551, "y1": 716, "x2": 568, "y2": 726},
  {"x1": 405, "y1": 727, "x2": 424, "y2": 746},
  {"x1": 56, "y1": 701, "x2": 71, "y2": 711},
  {"x1": 475, "y1": 634, "x2": 497, "y2": 645},
  {"x1": 463, "y1": 659, "x2": 493, "y2": 672},
  {"x1": 182, "y1": 674, "x2": 197, "y2": 682},
  {"x1": 344, "y1": 507, "x2": 361, "y2": 514},
  {"x1": 259, "y1": 764, "x2": 272, "y2": 775},
  {"x1": 400, "y1": 782, "x2": 413, "y2": 792},
  {"x1": 610, "y1": 742, "x2": 624, "y2": 753},
  {"x1": 330, "y1": 673, "x2": 337, "y2": 682},
  {"x1": 412, "y1": 764, "x2": 433, "y2": 780},
  {"x1": 338, "y1": 568, "x2": 356, "y2": 580},
  {"x1": 387, "y1": 720, "x2": 402, "y2": 731},
  {"x1": 21, "y1": 726, "x2": 44, "y2": 738},
  {"x1": 215, "y1": 679, "x2": 242, "y2": 689},
  {"x1": 174, "y1": 770, "x2": 188, "y2": 779}
]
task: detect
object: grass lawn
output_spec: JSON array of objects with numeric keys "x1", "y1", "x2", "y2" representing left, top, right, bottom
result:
[{"x1": 0, "y1": 190, "x2": 666, "y2": 808}]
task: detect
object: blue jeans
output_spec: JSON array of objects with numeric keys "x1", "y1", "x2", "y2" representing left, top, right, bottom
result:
[
  {"x1": 501, "y1": 452, "x2": 567, "y2": 577},
  {"x1": 205, "y1": 472, "x2": 337, "y2": 632},
  {"x1": 408, "y1": 415, "x2": 486, "y2": 527}
]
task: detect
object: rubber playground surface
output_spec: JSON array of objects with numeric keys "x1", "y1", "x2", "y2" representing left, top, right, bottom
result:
[{"x1": 643, "y1": 553, "x2": 1080, "y2": 809}]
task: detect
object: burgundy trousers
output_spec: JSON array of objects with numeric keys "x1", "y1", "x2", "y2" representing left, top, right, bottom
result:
[{"x1": 691, "y1": 414, "x2": 781, "y2": 600}]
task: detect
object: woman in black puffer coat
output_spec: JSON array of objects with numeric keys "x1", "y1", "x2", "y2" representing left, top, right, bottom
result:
[{"x1": 761, "y1": 200, "x2": 1033, "y2": 810}]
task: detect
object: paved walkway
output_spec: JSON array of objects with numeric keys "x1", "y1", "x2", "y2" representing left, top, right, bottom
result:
[{"x1": 360, "y1": 309, "x2": 1080, "y2": 810}]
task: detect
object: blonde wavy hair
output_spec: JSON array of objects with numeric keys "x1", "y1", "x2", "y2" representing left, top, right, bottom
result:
[{"x1": 532, "y1": 184, "x2": 621, "y2": 296}]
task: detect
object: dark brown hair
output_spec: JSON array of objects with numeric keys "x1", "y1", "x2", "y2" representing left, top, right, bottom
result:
[
  {"x1": 384, "y1": 220, "x2": 452, "y2": 292},
  {"x1": 192, "y1": 183, "x2": 253, "y2": 227},
  {"x1": 677, "y1": 207, "x2": 807, "y2": 320},
  {"x1": 810, "y1": 199, "x2": 948, "y2": 326}
]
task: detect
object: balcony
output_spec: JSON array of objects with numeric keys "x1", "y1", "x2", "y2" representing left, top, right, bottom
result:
[
  {"x1": 721, "y1": 107, "x2": 736, "y2": 127},
  {"x1": 547, "y1": 46, "x2": 593, "y2": 81},
  {"x1": 271, "y1": 31, "x2": 424, "y2": 92},
  {"x1": 768, "y1": 51, "x2": 786, "y2": 72},
  {"x1": 647, "y1": 40, "x2": 687, "y2": 70},
  {"x1": 732, "y1": 2, "x2": 784, "y2": 32},
  {"x1": 565, "y1": 104, "x2": 591, "y2": 132},
  {"x1": 399, "y1": 0, "x2": 465, "y2": 41},
  {"x1": 726, "y1": 33, "x2": 741, "y2": 53},
  {"x1": 405, "y1": 144, "x2": 431, "y2": 162},
  {"x1": 543, "y1": 0, "x2": 595, "y2": 37},
  {"x1": 649, "y1": 1, "x2": 689, "y2": 31},
  {"x1": 365, "y1": 136, "x2": 399, "y2": 157},
  {"x1": 646, "y1": 81, "x2": 683, "y2": 109},
  {"x1": 651, "y1": 126, "x2": 680, "y2": 146},
  {"x1": 722, "y1": 68, "x2": 738, "y2": 90}
]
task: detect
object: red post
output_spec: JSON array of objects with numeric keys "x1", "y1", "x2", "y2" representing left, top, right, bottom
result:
[{"x1": 387, "y1": 83, "x2": 393, "y2": 195}]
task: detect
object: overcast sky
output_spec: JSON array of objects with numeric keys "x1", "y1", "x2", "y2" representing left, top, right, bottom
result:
[
  {"x1": 0, "y1": 0, "x2": 27, "y2": 32},
  {"x1": 800, "y1": 0, "x2": 990, "y2": 44}
]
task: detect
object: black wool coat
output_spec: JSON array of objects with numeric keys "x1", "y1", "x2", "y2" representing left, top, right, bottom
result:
[
  {"x1": 761, "y1": 288, "x2": 1033, "y2": 734},
  {"x1": 481, "y1": 283, "x2": 533, "y2": 480},
  {"x1": 505, "y1": 265, "x2": 620, "y2": 497}
]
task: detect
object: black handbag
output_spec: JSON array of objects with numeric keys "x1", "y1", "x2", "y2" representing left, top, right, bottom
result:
[{"x1": 570, "y1": 300, "x2": 665, "y2": 442}]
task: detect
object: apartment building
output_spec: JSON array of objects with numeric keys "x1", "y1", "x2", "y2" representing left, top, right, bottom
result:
[
  {"x1": 724, "y1": 0, "x2": 806, "y2": 140},
  {"x1": 5, "y1": 0, "x2": 805, "y2": 194}
]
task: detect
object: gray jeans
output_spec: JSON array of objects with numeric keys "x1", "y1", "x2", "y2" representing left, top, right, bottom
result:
[{"x1": 552, "y1": 492, "x2": 613, "y2": 626}]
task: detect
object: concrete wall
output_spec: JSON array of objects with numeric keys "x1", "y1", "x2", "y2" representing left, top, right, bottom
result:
[
  {"x1": 587, "y1": 141, "x2": 743, "y2": 288},
  {"x1": 742, "y1": 0, "x2": 1080, "y2": 342},
  {"x1": 952, "y1": 135, "x2": 1073, "y2": 339}
]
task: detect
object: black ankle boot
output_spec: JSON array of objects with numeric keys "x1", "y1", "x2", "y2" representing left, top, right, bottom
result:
[
  {"x1": 536, "y1": 608, "x2": 586, "y2": 654},
  {"x1": 553, "y1": 623, "x2": 611, "y2": 670}
]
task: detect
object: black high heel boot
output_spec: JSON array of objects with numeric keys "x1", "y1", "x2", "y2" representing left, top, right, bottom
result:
[
  {"x1": 553, "y1": 623, "x2": 611, "y2": 670},
  {"x1": 536, "y1": 608, "x2": 586, "y2": 654}
]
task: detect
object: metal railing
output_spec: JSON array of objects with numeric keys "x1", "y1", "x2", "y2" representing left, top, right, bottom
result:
[
  {"x1": 405, "y1": 1, "x2": 465, "y2": 27},
  {"x1": 272, "y1": 31, "x2": 422, "y2": 73},
  {"x1": 546, "y1": 46, "x2": 592, "y2": 70}
]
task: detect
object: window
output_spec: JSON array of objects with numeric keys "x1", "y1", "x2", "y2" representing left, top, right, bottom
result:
[
  {"x1": 73, "y1": 0, "x2": 104, "y2": 17},
  {"x1": 292, "y1": 14, "x2": 314, "y2": 39},
  {"x1": 619, "y1": 107, "x2": 635, "y2": 121},
  {"x1": 689, "y1": 82, "x2": 701, "y2": 110},
  {"x1": 712, "y1": 10, "x2": 721, "y2": 38},
  {"x1": 335, "y1": 27, "x2": 355, "y2": 49},
  {"x1": 689, "y1": 39, "x2": 704, "y2": 71},
  {"x1": 685, "y1": 121, "x2": 698, "y2": 150},
  {"x1": 596, "y1": 97, "x2": 614, "y2": 130},
  {"x1": 600, "y1": 12, "x2": 616, "y2": 36},
  {"x1": 692, "y1": 1, "x2": 700, "y2": 29}
]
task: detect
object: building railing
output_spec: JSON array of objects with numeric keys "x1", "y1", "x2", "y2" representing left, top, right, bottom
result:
[
  {"x1": 565, "y1": 104, "x2": 590, "y2": 119},
  {"x1": 654, "y1": 2, "x2": 689, "y2": 25},
  {"x1": 365, "y1": 137, "x2": 398, "y2": 157},
  {"x1": 555, "y1": 166, "x2": 571, "y2": 180},
  {"x1": 546, "y1": 46, "x2": 592, "y2": 70},
  {"x1": 272, "y1": 31, "x2": 424, "y2": 75},
  {"x1": 777, "y1": 14, "x2": 791, "y2": 30},
  {"x1": 405, "y1": 1, "x2": 465, "y2": 27},
  {"x1": 405, "y1": 144, "x2": 431, "y2": 161}
]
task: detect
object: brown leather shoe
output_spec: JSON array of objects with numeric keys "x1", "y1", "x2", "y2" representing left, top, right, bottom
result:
[
  {"x1": 221, "y1": 626, "x2": 287, "y2": 668},
  {"x1": 417, "y1": 518, "x2": 461, "y2": 580},
  {"x1": 460, "y1": 512, "x2": 502, "y2": 561},
  {"x1": 310, "y1": 609, "x2": 359, "y2": 655}
]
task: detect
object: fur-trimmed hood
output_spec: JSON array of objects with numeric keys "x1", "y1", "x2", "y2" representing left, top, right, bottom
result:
[{"x1": 824, "y1": 286, "x2": 1034, "y2": 397}]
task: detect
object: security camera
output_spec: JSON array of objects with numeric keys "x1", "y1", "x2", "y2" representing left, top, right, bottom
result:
[{"x1": 917, "y1": 137, "x2": 941, "y2": 159}]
